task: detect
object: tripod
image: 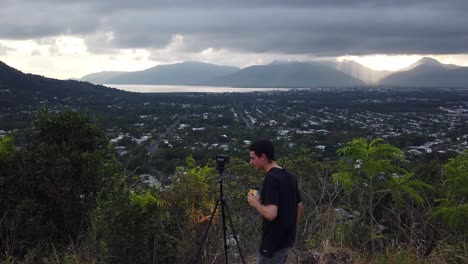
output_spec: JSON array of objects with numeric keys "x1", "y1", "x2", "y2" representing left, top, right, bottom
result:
[{"x1": 195, "y1": 162, "x2": 246, "y2": 264}]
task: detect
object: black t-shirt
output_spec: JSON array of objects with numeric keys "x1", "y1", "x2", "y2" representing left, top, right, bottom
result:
[{"x1": 259, "y1": 167, "x2": 302, "y2": 257}]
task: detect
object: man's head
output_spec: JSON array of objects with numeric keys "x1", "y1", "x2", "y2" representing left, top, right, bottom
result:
[{"x1": 249, "y1": 139, "x2": 275, "y2": 170}]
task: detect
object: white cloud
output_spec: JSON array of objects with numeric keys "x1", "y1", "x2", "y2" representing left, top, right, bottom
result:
[
  {"x1": 0, "y1": 43, "x2": 13, "y2": 55},
  {"x1": 0, "y1": 36, "x2": 154, "y2": 79}
]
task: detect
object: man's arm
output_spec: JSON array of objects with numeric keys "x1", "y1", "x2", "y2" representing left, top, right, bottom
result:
[
  {"x1": 247, "y1": 193, "x2": 278, "y2": 221},
  {"x1": 255, "y1": 204, "x2": 278, "y2": 221},
  {"x1": 297, "y1": 202, "x2": 304, "y2": 224}
]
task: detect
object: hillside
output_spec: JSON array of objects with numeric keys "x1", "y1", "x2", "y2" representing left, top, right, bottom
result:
[
  {"x1": 0, "y1": 61, "x2": 126, "y2": 109},
  {"x1": 205, "y1": 61, "x2": 365, "y2": 88},
  {"x1": 380, "y1": 61, "x2": 468, "y2": 88},
  {"x1": 83, "y1": 61, "x2": 240, "y2": 85}
]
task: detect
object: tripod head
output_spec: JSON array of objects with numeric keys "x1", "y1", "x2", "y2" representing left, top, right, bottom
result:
[{"x1": 215, "y1": 155, "x2": 230, "y2": 175}]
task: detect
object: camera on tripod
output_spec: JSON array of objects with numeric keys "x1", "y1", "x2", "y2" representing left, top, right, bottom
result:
[
  {"x1": 195, "y1": 154, "x2": 245, "y2": 264},
  {"x1": 216, "y1": 155, "x2": 230, "y2": 171}
]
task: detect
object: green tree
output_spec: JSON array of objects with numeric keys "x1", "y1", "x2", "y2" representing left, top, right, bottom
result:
[
  {"x1": 281, "y1": 150, "x2": 343, "y2": 250},
  {"x1": 0, "y1": 136, "x2": 15, "y2": 161},
  {"x1": 161, "y1": 156, "x2": 220, "y2": 262},
  {"x1": 0, "y1": 136, "x2": 16, "y2": 199},
  {"x1": 92, "y1": 186, "x2": 172, "y2": 263},
  {"x1": 1, "y1": 107, "x2": 122, "y2": 259},
  {"x1": 333, "y1": 138, "x2": 431, "y2": 254},
  {"x1": 432, "y1": 150, "x2": 468, "y2": 234}
]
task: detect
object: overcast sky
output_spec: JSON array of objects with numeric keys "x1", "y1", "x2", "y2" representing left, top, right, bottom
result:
[{"x1": 1, "y1": 0, "x2": 467, "y2": 79}]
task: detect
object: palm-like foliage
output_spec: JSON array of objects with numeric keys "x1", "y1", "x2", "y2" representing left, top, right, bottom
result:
[
  {"x1": 333, "y1": 137, "x2": 432, "y2": 253},
  {"x1": 432, "y1": 150, "x2": 468, "y2": 232}
]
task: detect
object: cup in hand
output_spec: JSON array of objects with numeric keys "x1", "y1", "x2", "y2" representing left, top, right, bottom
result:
[{"x1": 249, "y1": 187, "x2": 260, "y2": 197}]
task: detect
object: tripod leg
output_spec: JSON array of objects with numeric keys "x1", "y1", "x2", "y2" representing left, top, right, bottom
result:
[
  {"x1": 220, "y1": 198, "x2": 229, "y2": 264},
  {"x1": 224, "y1": 199, "x2": 246, "y2": 264},
  {"x1": 195, "y1": 199, "x2": 221, "y2": 263}
]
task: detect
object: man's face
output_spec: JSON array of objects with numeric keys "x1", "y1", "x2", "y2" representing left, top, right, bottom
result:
[{"x1": 249, "y1": 151, "x2": 265, "y2": 170}]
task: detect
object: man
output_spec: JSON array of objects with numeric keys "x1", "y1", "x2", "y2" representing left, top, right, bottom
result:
[{"x1": 247, "y1": 139, "x2": 304, "y2": 263}]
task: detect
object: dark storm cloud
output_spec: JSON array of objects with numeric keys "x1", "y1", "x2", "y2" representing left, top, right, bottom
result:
[
  {"x1": 1, "y1": 0, "x2": 467, "y2": 56},
  {"x1": 0, "y1": 1, "x2": 100, "y2": 39}
]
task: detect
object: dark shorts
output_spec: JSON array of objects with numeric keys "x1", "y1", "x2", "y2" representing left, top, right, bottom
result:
[{"x1": 258, "y1": 247, "x2": 291, "y2": 264}]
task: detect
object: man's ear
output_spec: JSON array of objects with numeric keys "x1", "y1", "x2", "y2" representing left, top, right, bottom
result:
[{"x1": 261, "y1": 153, "x2": 267, "y2": 160}]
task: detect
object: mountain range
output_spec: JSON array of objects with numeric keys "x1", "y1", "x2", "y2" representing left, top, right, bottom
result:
[
  {"x1": 0, "y1": 57, "x2": 466, "y2": 96},
  {"x1": 81, "y1": 58, "x2": 468, "y2": 88},
  {"x1": 82, "y1": 61, "x2": 365, "y2": 87},
  {"x1": 82, "y1": 61, "x2": 240, "y2": 85},
  {"x1": 203, "y1": 61, "x2": 365, "y2": 87}
]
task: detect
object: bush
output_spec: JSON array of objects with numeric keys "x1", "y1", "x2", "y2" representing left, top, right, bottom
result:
[{"x1": 0, "y1": 108, "x2": 122, "y2": 261}]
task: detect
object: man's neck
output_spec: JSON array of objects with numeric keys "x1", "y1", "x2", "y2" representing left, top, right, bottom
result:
[{"x1": 264, "y1": 161, "x2": 281, "y2": 173}]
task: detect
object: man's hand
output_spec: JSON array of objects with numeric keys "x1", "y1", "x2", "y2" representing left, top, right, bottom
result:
[{"x1": 247, "y1": 193, "x2": 261, "y2": 209}]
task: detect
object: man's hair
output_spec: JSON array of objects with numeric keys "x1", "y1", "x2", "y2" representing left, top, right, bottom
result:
[{"x1": 249, "y1": 139, "x2": 275, "y2": 161}]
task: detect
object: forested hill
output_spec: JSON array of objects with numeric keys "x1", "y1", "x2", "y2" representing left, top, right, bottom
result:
[{"x1": 0, "y1": 61, "x2": 126, "y2": 105}]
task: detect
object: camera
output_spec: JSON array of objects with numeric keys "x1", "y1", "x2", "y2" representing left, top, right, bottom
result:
[{"x1": 216, "y1": 155, "x2": 230, "y2": 169}]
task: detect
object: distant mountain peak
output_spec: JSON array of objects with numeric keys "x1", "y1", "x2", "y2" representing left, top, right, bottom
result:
[
  {"x1": 418, "y1": 57, "x2": 442, "y2": 65},
  {"x1": 380, "y1": 58, "x2": 468, "y2": 87},
  {"x1": 401, "y1": 57, "x2": 458, "y2": 72}
]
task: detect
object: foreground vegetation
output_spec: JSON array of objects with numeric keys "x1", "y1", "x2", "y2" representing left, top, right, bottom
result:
[{"x1": 0, "y1": 108, "x2": 466, "y2": 263}]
